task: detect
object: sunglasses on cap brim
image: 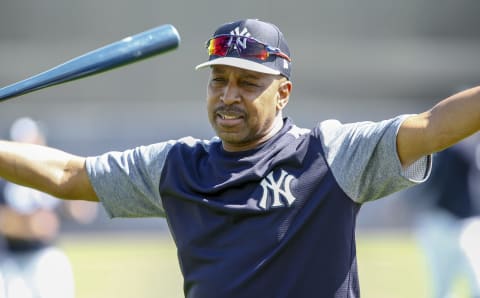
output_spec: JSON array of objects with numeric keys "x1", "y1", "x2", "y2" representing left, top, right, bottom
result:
[{"x1": 206, "y1": 34, "x2": 291, "y2": 62}]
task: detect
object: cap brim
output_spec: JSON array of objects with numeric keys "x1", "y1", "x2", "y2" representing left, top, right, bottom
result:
[{"x1": 195, "y1": 57, "x2": 281, "y2": 75}]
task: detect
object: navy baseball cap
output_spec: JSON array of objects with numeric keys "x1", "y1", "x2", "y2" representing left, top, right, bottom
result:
[{"x1": 195, "y1": 19, "x2": 292, "y2": 79}]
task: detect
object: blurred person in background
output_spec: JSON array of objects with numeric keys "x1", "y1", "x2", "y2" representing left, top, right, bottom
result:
[
  {"x1": 0, "y1": 117, "x2": 97, "y2": 298},
  {"x1": 409, "y1": 133, "x2": 480, "y2": 298}
]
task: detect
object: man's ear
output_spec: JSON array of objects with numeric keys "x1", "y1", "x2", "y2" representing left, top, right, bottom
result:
[{"x1": 276, "y1": 80, "x2": 292, "y2": 110}]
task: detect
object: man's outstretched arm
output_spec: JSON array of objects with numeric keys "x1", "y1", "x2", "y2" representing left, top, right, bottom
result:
[
  {"x1": 0, "y1": 141, "x2": 98, "y2": 201},
  {"x1": 397, "y1": 86, "x2": 480, "y2": 168}
]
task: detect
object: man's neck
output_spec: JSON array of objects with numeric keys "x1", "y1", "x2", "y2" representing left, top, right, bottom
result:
[{"x1": 267, "y1": 114, "x2": 285, "y2": 140}]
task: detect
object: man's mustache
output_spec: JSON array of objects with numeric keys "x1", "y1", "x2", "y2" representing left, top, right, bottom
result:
[{"x1": 214, "y1": 106, "x2": 246, "y2": 116}]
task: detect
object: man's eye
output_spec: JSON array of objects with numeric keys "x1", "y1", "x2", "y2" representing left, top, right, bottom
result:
[
  {"x1": 242, "y1": 81, "x2": 259, "y2": 87},
  {"x1": 210, "y1": 78, "x2": 225, "y2": 85}
]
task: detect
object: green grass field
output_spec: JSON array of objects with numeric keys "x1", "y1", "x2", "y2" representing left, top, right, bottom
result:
[{"x1": 59, "y1": 231, "x2": 469, "y2": 298}]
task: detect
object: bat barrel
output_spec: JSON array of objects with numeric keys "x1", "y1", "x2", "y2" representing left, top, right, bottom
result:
[{"x1": 0, "y1": 24, "x2": 180, "y2": 101}]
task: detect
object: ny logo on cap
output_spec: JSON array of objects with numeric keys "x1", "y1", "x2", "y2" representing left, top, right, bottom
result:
[{"x1": 228, "y1": 26, "x2": 251, "y2": 50}]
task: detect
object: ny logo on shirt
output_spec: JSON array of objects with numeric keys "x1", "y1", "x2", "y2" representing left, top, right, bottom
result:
[{"x1": 258, "y1": 169, "x2": 297, "y2": 210}]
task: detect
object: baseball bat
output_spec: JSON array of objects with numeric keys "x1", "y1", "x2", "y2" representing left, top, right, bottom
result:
[{"x1": 0, "y1": 24, "x2": 180, "y2": 101}]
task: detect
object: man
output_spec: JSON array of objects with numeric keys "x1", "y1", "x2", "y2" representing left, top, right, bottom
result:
[
  {"x1": 0, "y1": 117, "x2": 97, "y2": 298},
  {"x1": 409, "y1": 135, "x2": 480, "y2": 297},
  {"x1": 0, "y1": 19, "x2": 478, "y2": 297}
]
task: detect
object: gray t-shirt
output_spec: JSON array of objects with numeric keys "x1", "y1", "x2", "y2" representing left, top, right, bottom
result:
[{"x1": 85, "y1": 115, "x2": 431, "y2": 298}]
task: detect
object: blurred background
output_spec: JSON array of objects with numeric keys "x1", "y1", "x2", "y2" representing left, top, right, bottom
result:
[{"x1": 1, "y1": 0, "x2": 480, "y2": 297}]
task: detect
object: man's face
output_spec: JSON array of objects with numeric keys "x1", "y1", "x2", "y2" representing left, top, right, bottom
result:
[{"x1": 207, "y1": 65, "x2": 291, "y2": 152}]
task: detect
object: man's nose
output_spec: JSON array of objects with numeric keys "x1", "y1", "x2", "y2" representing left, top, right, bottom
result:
[{"x1": 220, "y1": 82, "x2": 241, "y2": 105}]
